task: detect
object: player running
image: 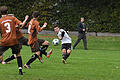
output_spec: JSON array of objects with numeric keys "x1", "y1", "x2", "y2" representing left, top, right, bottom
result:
[
  {"x1": 1, "y1": 14, "x2": 29, "y2": 64},
  {"x1": 0, "y1": 6, "x2": 27, "y2": 75},
  {"x1": 1, "y1": 14, "x2": 52, "y2": 64},
  {"x1": 24, "y1": 11, "x2": 52, "y2": 69},
  {"x1": 54, "y1": 25, "x2": 72, "y2": 64}
]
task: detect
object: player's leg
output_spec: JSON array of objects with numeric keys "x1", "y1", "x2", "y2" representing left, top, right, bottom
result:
[
  {"x1": 24, "y1": 51, "x2": 40, "y2": 68},
  {"x1": 61, "y1": 44, "x2": 67, "y2": 64},
  {"x1": 42, "y1": 41, "x2": 53, "y2": 58},
  {"x1": 65, "y1": 43, "x2": 72, "y2": 60},
  {"x1": 3, "y1": 39, "x2": 23, "y2": 63},
  {"x1": 24, "y1": 42, "x2": 41, "y2": 68},
  {"x1": 62, "y1": 49, "x2": 66, "y2": 60},
  {"x1": 66, "y1": 49, "x2": 71, "y2": 60},
  {"x1": 11, "y1": 44, "x2": 23, "y2": 75},
  {"x1": 40, "y1": 40, "x2": 49, "y2": 57},
  {"x1": 0, "y1": 46, "x2": 9, "y2": 64},
  {"x1": 83, "y1": 34, "x2": 88, "y2": 50},
  {"x1": 3, "y1": 54, "x2": 16, "y2": 64},
  {"x1": 41, "y1": 40, "x2": 49, "y2": 51},
  {"x1": 73, "y1": 33, "x2": 83, "y2": 49},
  {"x1": 38, "y1": 39, "x2": 47, "y2": 63},
  {"x1": 38, "y1": 39, "x2": 53, "y2": 58}
]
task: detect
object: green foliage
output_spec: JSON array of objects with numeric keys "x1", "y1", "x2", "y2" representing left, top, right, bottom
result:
[
  {"x1": 0, "y1": 0, "x2": 120, "y2": 32},
  {"x1": 0, "y1": 0, "x2": 53, "y2": 29},
  {"x1": 52, "y1": 0, "x2": 120, "y2": 32}
]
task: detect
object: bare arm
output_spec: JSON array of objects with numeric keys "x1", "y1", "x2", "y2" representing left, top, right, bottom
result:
[
  {"x1": 19, "y1": 15, "x2": 29, "y2": 28},
  {"x1": 38, "y1": 22, "x2": 47, "y2": 32},
  {"x1": 58, "y1": 37, "x2": 63, "y2": 40}
]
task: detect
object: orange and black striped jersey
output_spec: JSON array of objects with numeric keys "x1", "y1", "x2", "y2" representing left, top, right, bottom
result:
[
  {"x1": 0, "y1": 16, "x2": 22, "y2": 46},
  {"x1": 27, "y1": 19, "x2": 41, "y2": 45}
]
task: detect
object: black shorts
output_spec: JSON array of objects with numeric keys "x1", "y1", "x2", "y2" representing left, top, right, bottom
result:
[
  {"x1": 0, "y1": 44, "x2": 20, "y2": 56},
  {"x1": 38, "y1": 39, "x2": 45, "y2": 46},
  {"x1": 18, "y1": 36, "x2": 28, "y2": 49},
  {"x1": 61, "y1": 43, "x2": 72, "y2": 50},
  {"x1": 30, "y1": 41, "x2": 40, "y2": 52}
]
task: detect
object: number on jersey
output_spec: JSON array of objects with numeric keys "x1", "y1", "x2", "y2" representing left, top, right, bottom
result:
[{"x1": 4, "y1": 22, "x2": 11, "y2": 33}]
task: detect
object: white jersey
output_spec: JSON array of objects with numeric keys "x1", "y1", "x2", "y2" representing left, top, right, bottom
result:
[{"x1": 57, "y1": 29, "x2": 72, "y2": 44}]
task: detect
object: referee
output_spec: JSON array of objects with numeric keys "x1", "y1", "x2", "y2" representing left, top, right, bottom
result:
[{"x1": 73, "y1": 17, "x2": 88, "y2": 50}]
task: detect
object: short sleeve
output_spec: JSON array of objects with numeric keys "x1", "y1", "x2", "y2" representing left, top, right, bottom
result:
[
  {"x1": 57, "y1": 30, "x2": 62, "y2": 38},
  {"x1": 14, "y1": 17, "x2": 22, "y2": 25}
]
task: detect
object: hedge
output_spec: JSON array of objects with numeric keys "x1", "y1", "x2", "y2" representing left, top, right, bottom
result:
[{"x1": 0, "y1": 0, "x2": 120, "y2": 33}]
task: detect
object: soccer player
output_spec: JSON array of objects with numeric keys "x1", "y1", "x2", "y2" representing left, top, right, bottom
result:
[
  {"x1": 1, "y1": 14, "x2": 29, "y2": 64},
  {"x1": 0, "y1": 6, "x2": 27, "y2": 75},
  {"x1": 1, "y1": 14, "x2": 52, "y2": 64},
  {"x1": 54, "y1": 25, "x2": 72, "y2": 64},
  {"x1": 24, "y1": 11, "x2": 51, "y2": 68}
]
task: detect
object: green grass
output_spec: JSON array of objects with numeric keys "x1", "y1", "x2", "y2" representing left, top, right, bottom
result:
[{"x1": 0, "y1": 34, "x2": 120, "y2": 80}]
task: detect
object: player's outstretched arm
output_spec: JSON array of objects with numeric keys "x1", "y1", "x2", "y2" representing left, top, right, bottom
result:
[
  {"x1": 19, "y1": 15, "x2": 29, "y2": 28},
  {"x1": 38, "y1": 22, "x2": 47, "y2": 32}
]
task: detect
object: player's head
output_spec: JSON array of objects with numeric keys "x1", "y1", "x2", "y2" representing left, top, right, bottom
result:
[
  {"x1": 0, "y1": 6, "x2": 8, "y2": 15},
  {"x1": 32, "y1": 11, "x2": 40, "y2": 18},
  {"x1": 54, "y1": 25, "x2": 60, "y2": 33},
  {"x1": 81, "y1": 17, "x2": 84, "y2": 22}
]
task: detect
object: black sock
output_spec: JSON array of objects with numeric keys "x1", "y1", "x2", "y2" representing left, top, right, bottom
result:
[
  {"x1": 26, "y1": 54, "x2": 38, "y2": 65},
  {"x1": 40, "y1": 52, "x2": 42, "y2": 57},
  {"x1": 4, "y1": 54, "x2": 15, "y2": 62},
  {"x1": 66, "y1": 53, "x2": 70, "y2": 60},
  {"x1": 62, "y1": 53, "x2": 66, "y2": 60},
  {"x1": 17, "y1": 56, "x2": 23, "y2": 72},
  {"x1": 43, "y1": 52, "x2": 47, "y2": 56},
  {"x1": 40, "y1": 50, "x2": 47, "y2": 56}
]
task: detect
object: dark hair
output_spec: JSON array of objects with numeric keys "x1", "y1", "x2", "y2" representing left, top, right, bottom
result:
[
  {"x1": 0, "y1": 6, "x2": 8, "y2": 15},
  {"x1": 32, "y1": 11, "x2": 40, "y2": 18},
  {"x1": 54, "y1": 25, "x2": 59, "y2": 29}
]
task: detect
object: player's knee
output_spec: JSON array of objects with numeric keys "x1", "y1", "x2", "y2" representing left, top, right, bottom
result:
[
  {"x1": 67, "y1": 50, "x2": 71, "y2": 54},
  {"x1": 14, "y1": 54, "x2": 17, "y2": 58},
  {"x1": 62, "y1": 49, "x2": 66, "y2": 53},
  {"x1": 16, "y1": 52, "x2": 21, "y2": 57},
  {"x1": 35, "y1": 51, "x2": 40, "y2": 56},
  {"x1": 42, "y1": 41, "x2": 49, "y2": 45},
  {"x1": 46, "y1": 41, "x2": 49, "y2": 45}
]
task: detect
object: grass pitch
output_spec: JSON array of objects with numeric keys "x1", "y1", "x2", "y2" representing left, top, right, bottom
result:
[{"x1": 0, "y1": 34, "x2": 120, "y2": 80}]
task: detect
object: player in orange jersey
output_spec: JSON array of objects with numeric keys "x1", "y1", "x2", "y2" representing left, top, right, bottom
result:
[
  {"x1": 24, "y1": 11, "x2": 52, "y2": 68},
  {"x1": 1, "y1": 14, "x2": 29, "y2": 64},
  {"x1": 0, "y1": 6, "x2": 27, "y2": 75}
]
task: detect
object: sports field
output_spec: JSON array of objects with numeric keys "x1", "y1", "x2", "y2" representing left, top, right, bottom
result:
[{"x1": 0, "y1": 34, "x2": 120, "y2": 80}]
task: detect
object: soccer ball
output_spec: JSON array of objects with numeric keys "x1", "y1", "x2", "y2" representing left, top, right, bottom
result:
[{"x1": 52, "y1": 39, "x2": 59, "y2": 46}]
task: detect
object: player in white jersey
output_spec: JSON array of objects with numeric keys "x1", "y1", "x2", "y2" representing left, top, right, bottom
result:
[{"x1": 54, "y1": 26, "x2": 72, "y2": 64}]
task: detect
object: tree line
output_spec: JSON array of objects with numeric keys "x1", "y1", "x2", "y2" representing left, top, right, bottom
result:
[{"x1": 0, "y1": 0, "x2": 120, "y2": 33}]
